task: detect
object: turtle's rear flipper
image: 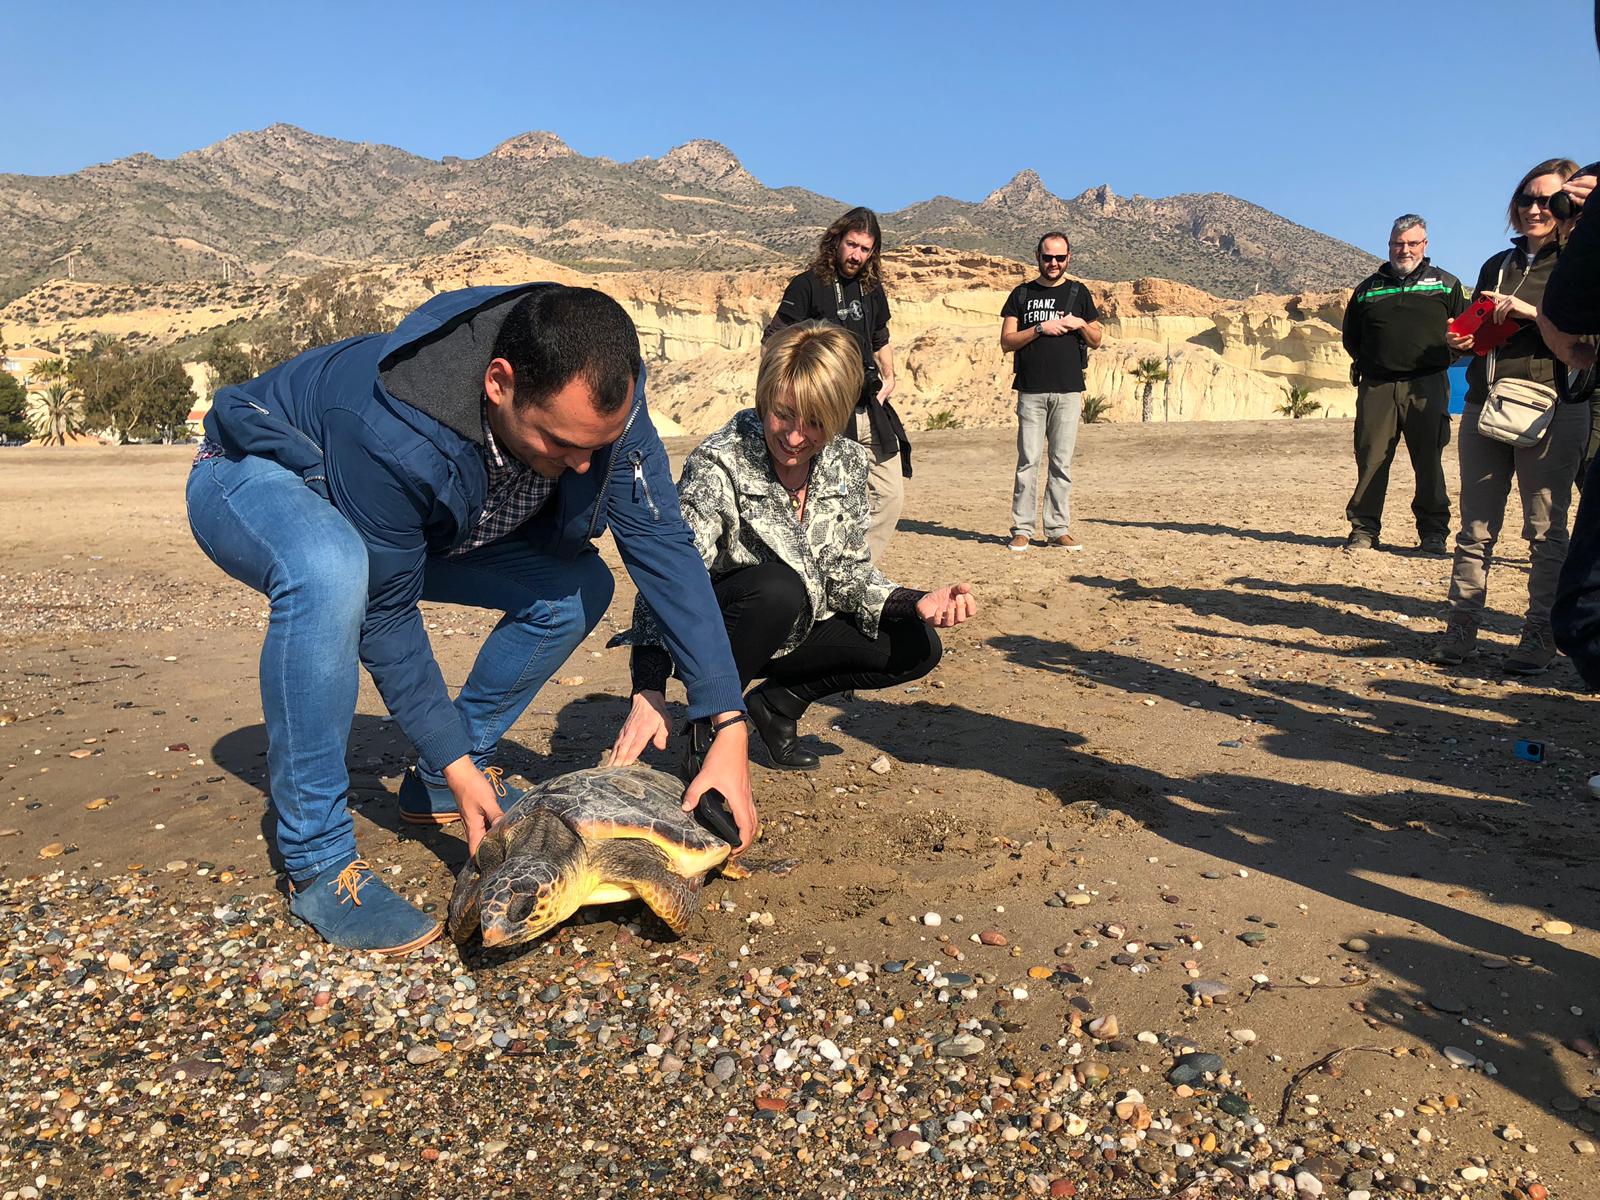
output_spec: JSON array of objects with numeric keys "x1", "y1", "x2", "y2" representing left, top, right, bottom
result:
[{"x1": 590, "y1": 839, "x2": 702, "y2": 935}]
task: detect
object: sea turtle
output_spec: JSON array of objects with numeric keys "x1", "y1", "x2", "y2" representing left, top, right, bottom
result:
[{"x1": 447, "y1": 764, "x2": 739, "y2": 947}]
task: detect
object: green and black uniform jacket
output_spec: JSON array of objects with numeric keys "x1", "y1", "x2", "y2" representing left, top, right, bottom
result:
[{"x1": 1342, "y1": 258, "x2": 1466, "y2": 383}]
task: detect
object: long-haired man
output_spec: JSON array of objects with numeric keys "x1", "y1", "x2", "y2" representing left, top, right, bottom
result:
[{"x1": 764, "y1": 207, "x2": 910, "y2": 563}]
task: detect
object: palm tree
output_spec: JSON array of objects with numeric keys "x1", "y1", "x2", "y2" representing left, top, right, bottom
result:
[
  {"x1": 30, "y1": 382, "x2": 82, "y2": 445},
  {"x1": 1277, "y1": 385, "x2": 1321, "y2": 419},
  {"x1": 1132, "y1": 357, "x2": 1168, "y2": 423}
]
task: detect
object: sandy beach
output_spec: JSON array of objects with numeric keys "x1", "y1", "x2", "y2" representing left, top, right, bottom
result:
[{"x1": 2, "y1": 419, "x2": 1597, "y2": 1198}]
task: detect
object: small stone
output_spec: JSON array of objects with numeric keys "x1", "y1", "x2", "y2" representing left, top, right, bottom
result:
[
  {"x1": 1065, "y1": 893, "x2": 1091, "y2": 907},
  {"x1": 1087, "y1": 1015, "x2": 1118, "y2": 1039},
  {"x1": 1230, "y1": 1029, "x2": 1257, "y2": 1044},
  {"x1": 38, "y1": 842, "x2": 65, "y2": 859},
  {"x1": 978, "y1": 929, "x2": 1008, "y2": 946},
  {"x1": 406, "y1": 1045, "x2": 444, "y2": 1066},
  {"x1": 1239, "y1": 931, "x2": 1268, "y2": 946},
  {"x1": 85, "y1": 797, "x2": 111, "y2": 811},
  {"x1": 1458, "y1": 1166, "x2": 1488, "y2": 1182},
  {"x1": 1542, "y1": 920, "x2": 1575, "y2": 936},
  {"x1": 1186, "y1": 980, "x2": 1229, "y2": 1001},
  {"x1": 712, "y1": 1056, "x2": 736, "y2": 1083},
  {"x1": 936, "y1": 1034, "x2": 984, "y2": 1058},
  {"x1": 1574, "y1": 1139, "x2": 1597, "y2": 1155},
  {"x1": 868, "y1": 754, "x2": 892, "y2": 775},
  {"x1": 1442, "y1": 1046, "x2": 1477, "y2": 1067},
  {"x1": 0, "y1": 710, "x2": 17, "y2": 725},
  {"x1": 1343, "y1": 938, "x2": 1370, "y2": 953},
  {"x1": 922, "y1": 912, "x2": 942, "y2": 927}
]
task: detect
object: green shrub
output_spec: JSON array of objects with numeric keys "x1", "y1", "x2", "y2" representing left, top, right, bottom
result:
[{"x1": 925, "y1": 409, "x2": 963, "y2": 430}]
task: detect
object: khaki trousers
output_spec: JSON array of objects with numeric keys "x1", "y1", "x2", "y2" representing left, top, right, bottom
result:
[
  {"x1": 1448, "y1": 400, "x2": 1589, "y2": 629},
  {"x1": 854, "y1": 406, "x2": 903, "y2": 565}
]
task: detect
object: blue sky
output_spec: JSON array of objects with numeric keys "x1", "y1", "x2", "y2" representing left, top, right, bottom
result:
[{"x1": 8, "y1": 0, "x2": 1600, "y2": 282}]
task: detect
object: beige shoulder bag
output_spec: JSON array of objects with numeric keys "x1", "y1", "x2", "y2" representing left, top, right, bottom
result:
[{"x1": 1477, "y1": 250, "x2": 1558, "y2": 448}]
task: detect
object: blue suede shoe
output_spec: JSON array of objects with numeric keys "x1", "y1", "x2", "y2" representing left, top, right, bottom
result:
[
  {"x1": 397, "y1": 767, "x2": 462, "y2": 826},
  {"x1": 287, "y1": 857, "x2": 440, "y2": 956},
  {"x1": 398, "y1": 765, "x2": 520, "y2": 825}
]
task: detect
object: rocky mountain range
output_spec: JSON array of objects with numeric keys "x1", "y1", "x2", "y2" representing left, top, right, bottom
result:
[{"x1": 0, "y1": 125, "x2": 1376, "y2": 303}]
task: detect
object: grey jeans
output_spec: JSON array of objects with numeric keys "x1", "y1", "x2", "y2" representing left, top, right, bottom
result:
[
  {"x1": 1011, "y1": 391, "x2": 1081, "y2": 538},
  {"x1": 1448, "y1": 400, "x2": 1589, "y2": 628}
]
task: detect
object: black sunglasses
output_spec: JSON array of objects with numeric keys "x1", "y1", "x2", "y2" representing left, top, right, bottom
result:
[
  {"x1": 1515, "y1": 192, "x2": 1559, "y2": 209},
  {"x1": 1039, "y1": 253, "x2": 1070, "y2": 263}
]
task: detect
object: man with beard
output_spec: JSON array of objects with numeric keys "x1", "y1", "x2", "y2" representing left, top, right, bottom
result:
[
  {"x1": 999, "y1": 231, "x2": 1103, "y2": 551},
  {"x1": 764, "y1": 207, "x2": 909, "y2": 563},
  {"x1": 1341, "y1": 215, "x2": 1466, "y2": 554}
]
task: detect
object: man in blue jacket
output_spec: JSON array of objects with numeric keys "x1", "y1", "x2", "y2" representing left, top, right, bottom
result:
[{"x1": 190, "y1": 284, "x2": 754, "y2": 955}]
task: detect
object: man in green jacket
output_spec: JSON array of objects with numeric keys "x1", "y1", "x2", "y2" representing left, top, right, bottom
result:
[{"x1": 1341, "y1": 215, "x2": 1466, "y2": 554}]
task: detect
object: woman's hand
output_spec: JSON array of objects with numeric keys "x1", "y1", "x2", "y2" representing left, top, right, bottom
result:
[
  {"x1": 1445, "y1": 330, "x2": 1475, "y2": 354},
  {"x1": 1484, "y1": 290, "x2": 1536, "y2": 323},
  {"x1": 609, "y1": 690, "x2": 670, "y2": 767},
  {"x1": 917, "y1": 582, "x2": 977, "y2": 628},
  {"x1": 682, "y1": 719, "x2": 759, "y2": 853}
]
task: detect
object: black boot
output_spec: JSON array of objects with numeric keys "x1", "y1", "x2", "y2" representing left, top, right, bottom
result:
[{"x1": 745, "y1": 685, "x2": 819, "y2": 771}]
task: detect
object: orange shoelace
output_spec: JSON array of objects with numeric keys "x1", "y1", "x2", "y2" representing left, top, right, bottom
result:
[
  {"x1": 332, "y1": 859, "x2": 372, "y2": 906},
  {"x1": 484, "y1": 766, "x2": 509, "y2": 798}
]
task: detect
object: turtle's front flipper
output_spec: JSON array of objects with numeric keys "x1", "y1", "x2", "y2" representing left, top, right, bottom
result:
[
  {"x1": 590, "y1": 839, "x2": 702, "y2": 935},
  {"x1": 446, "y1": 860, "x2": 483, "y2": 944}
]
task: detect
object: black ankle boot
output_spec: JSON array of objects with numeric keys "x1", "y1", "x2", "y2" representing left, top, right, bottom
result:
[
  {"x1": 745, "y1": 686, "x2": 819, "y2": 771},
  {"x1": 678, "y1": 719, "x2": 713, "y2": 782}
]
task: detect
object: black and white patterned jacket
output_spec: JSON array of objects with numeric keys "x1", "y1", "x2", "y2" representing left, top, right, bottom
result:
[{"x1": 631, "y1": 408, "x2": 897, "y2": 655}]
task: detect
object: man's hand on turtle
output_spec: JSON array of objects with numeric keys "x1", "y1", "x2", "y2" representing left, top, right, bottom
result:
[
  {"x1": 610, "y1": 690, "x2": 670, "y2": 767},
  {"x1": 682, "y1": 715, "x2": 758, "y2": 854},
  {"x1": 443, "y1": 757, "x2": 505, "y2": 856}
]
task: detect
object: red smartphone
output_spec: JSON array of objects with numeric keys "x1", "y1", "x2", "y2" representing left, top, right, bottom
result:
[{"x1": 1449, "y1": 298, "x2": 1518, "y2": 356}]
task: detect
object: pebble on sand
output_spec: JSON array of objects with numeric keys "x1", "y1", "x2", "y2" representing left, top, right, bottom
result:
[{"x1": 1541, "y1": 920, "x2": 1575, "y2": 936}]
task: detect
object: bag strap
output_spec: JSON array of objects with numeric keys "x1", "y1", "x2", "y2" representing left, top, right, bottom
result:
[{"x1": 1487, "y1": 250, "x2": 1517, "y2": 385}]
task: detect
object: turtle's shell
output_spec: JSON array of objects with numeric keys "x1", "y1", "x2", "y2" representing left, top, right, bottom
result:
[{"x1": 501, "y1": 765, "x2": 729, "y2": 876}]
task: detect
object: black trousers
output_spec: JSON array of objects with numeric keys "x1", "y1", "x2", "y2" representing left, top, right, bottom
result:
[
  {"x1": 1345, "y1": 373, "x2": 1452, "y2": 540},
  {"x1": 713, "y1": 562, "x2": 940, "y2": 707}
]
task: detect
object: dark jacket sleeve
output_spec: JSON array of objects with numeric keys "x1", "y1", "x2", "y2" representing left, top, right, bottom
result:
[
  {"x1": 605, "y1": 407, "x2": 745, "y2": 719},
  {"x1": 1341, "y1": 284, "x2": 1363, "y2": 364},
  {"x1": 321, "y1": 406, "x2": 471, "y2": 774},
  {"x1": 1543, "y1": 212, "x2": 1600, "y2": 335}
]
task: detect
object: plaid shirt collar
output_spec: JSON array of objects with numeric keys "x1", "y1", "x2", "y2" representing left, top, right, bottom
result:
[{"x1": 450, "y1": 406, "x2": 555, "y2": 555}]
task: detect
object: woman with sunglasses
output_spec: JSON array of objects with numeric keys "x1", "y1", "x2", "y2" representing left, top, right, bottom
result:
[{"x1": 1432, "y1": 157, "x2": 1590, "y2": 673}]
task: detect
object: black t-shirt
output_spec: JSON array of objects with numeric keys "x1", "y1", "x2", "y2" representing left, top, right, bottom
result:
[
  {"x1": 771, "y1": 270, "x2": 891, "y2": 374},
  {"x1": 1001, "y1": 279, "x2": 1100, "y2": 393}
]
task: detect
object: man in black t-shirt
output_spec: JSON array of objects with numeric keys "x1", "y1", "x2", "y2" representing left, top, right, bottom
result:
[
  {"x1": 765, "y1": 207, "x2": 908, "y2": 563},
  {"x1": 999, "y1": 231, "x2": 1103, "y2": 551}
]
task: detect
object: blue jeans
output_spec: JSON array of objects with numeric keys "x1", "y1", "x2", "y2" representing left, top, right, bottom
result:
[{"x1": 186, "y1": 453, "x2": 612, "y2": 878}]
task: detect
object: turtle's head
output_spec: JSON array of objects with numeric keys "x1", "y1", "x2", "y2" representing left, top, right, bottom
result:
[{"x1": 475, "y1": 808, "x2": 586, "y2": 947}]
